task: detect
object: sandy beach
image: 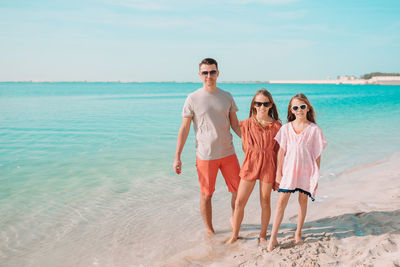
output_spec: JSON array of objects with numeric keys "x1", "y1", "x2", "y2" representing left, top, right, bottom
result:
[{"x1": 161, "y1": 153, "x2": 400, "y2": 266}]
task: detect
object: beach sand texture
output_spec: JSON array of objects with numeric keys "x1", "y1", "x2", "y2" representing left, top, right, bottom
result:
[{"x1": 161, "y1": 154, "x2": 400, "y2": 266}]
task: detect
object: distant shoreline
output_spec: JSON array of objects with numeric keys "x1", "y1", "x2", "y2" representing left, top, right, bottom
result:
[
  {"x1": 268, "y1": 77, "x2": 400, "y2": 85},
  {"x1": 1, "y1": 77, "x2": 400, "y2": 85}
]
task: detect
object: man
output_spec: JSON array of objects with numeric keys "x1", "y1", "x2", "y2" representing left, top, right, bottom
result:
[{"x1": 173, "y1": 58, "x2": 241, "y2": 235}]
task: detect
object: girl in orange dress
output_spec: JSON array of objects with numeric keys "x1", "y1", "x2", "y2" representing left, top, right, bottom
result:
[{"x1": 227, "y1": 89, "x2": 281, "y2": 244}]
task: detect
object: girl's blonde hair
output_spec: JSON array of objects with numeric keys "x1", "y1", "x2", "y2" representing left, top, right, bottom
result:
[
  {"x1": 287, "y1": 93, "x2": 316, "y2": 123},
  {"x1": 249, "y1": 89, "x2": 280, "y2": 122}
]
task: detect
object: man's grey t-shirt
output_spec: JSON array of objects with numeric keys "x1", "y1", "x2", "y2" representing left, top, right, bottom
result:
[{"x1": 182, "y1": 87, "x2": 238, "y2": 160}]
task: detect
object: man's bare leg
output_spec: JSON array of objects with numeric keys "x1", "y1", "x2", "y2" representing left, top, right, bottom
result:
[{"x1": 200, "y1": 193, "x2": 215, "y2": 236}]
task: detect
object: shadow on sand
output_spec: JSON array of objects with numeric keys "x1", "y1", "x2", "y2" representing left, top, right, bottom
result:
[{"x1": 236, "y1": 209, "x2": 400, "y2": 245}]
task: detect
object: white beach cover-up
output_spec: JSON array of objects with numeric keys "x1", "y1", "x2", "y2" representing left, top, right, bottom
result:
[{"x1": 274, "y1": 122, "x2": 327, "y2": 200}]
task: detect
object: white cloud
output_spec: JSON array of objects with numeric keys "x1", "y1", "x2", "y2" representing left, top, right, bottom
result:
[
  {"x1": 268, "y1": 9, "x2": 308, "y2": 19},
  {"x1": 224, "y1": 0, "x2": 299, "y2": 4},
  {"x1": 102, "y1": 0, "x2": 172, "y2": 11},
  {"x1": 101, "y1": 0, "x2": 299, "y2": 11}
]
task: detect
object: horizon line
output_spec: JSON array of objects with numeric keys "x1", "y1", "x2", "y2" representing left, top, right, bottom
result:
[{"x1": 0, "y1": 80, "x2": 270, "y2": 84}]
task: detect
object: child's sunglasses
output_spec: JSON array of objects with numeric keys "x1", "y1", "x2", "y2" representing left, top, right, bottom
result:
[
  {"x1": 254, "y1": 101, "x2": 271, "y2": 107},
  {"x1": 291, "y1": 104, "x2": 307, "y2": 111}
]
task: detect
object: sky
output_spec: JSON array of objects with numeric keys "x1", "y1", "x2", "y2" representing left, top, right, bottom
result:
[{"x1": 1, "y1": 0, "x2": 400, "y2": 82}]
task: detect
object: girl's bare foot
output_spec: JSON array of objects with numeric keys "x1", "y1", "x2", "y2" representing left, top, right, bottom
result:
[
  {"x1": 207, "y1": 228, "x2": 215, "y2": 236},
  {"x1": 258, "y1": 236, "x2": 267, "y2": 244},
  {"x1": 294, "y1": 232, "x2": 303, "y2": 244},
  {"x1": 225, "y1": 236, "x2": 238, "y2": 244},
  {"x1": 258, "y1": 236, "x2": 268, "y2": 248},
  {"x1": 267, "y1": 239, "x2": 278, "y2": 252}
]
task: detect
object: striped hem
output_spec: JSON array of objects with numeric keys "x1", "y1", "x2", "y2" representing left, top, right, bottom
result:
[{"x1": 278, "y1": 188, "x2": 315, "y2": 201}]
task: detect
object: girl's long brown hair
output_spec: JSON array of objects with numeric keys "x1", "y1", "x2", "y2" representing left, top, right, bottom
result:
[
  {"x1": 249, "y1": 89, "x2": 280, "y2": 122},
  {"x1": 287, "y1": 93, "x2": 316, "y2": 123}
]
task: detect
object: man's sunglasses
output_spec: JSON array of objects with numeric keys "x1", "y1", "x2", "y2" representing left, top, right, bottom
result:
[
  {"x1": 291, "y1": 104, "x2": 308, "y2": 111},
  {"x1": 200, "y1": 70, "x2": 218, "y2": 76},
  {"x1": 254, "y1": 101, "x2": 271, "y2": 107}
]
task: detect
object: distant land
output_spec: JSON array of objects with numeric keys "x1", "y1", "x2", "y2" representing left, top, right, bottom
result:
[
  {"x1": 360, "y1": 72, "x2": 400, "y2": 80},
  {"x1": 268, "y1": 72, "x2": 400, "y2": 85},
  {"x1": 1, "y1": 73, "x2": 400, "y2": 85}
]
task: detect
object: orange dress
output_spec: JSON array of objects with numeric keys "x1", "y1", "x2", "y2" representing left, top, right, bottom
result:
[{"x1": 239, "y1": 118, "x2": 281, "y2": 183}]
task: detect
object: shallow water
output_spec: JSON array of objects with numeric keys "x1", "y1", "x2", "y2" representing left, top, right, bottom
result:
[{"x1": 0, "y1": 82, "x2": 399, "y2": 266}]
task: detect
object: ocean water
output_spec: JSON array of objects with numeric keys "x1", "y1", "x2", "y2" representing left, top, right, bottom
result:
[{"x1": 0, "y1": 82, "x2": 399, "y2": 266}]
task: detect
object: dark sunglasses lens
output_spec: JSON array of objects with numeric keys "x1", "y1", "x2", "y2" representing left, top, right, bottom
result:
[
  {"x1": 201, "y1": 70, "x2": 217, "y2": 76},
  {"x1": 300, "y1": 104, "x2": 307, "y2": 110},
  {"x1": 292, "y1": 106, "x2": 298, "y2": 111},
  {"x1": 255, "y1": 102, "x2": 270, "y2": 107}
]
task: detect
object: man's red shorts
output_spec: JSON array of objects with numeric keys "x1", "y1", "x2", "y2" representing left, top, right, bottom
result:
[{"x1": 196, "y1": 154, "x2": 240, "y2": 196}]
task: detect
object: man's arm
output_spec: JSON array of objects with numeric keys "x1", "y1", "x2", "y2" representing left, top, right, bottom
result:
[
  {"x1": 229, "y1": 112, "x2": 241, "y2": 138},
  {"x1": 173, "y1": 117, "x2": 192, "y2": 174}
]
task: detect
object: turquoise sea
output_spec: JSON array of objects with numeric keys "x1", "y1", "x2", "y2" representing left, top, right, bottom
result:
[{"x1": 1, "y1": 82, "x2": 400, "y2": 266}]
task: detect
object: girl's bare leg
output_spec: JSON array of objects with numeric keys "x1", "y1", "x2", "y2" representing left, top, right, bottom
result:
[
  {"x1": 230, "y1": 191, "x2": 237, "y2": 228},
  {"x1": 267, "y1": 192, "x2": 290, "y2": 251},
  {"x1": 295, "y1": 192, "x2": 308, "y2": 243},
  {"x1": 226, "y1": 179, "x2": 256, "y2": 244},
  {"x1": 259, "y1": 181, "x2": 273, "y2": 243}
]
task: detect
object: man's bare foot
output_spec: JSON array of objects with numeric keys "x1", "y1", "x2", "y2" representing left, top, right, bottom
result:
[
  {"x1": 267, "y1": 239, "x2": 278, "y2": 252},
  {"x1": 225, "y1": 236, "x2": 238, "y2": 244}
]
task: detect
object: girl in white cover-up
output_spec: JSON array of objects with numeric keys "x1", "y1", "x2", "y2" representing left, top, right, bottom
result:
[{"x1": 267, "y1": 93, "x2": 327, "y2": 251}]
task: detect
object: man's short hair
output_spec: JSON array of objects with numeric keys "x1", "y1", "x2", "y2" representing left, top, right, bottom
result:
[{"x1": 199, "y1": 58, "x2": 218, "y2": 70}]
